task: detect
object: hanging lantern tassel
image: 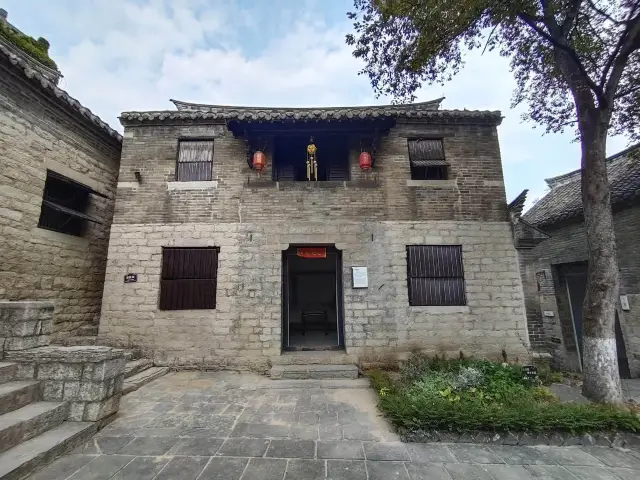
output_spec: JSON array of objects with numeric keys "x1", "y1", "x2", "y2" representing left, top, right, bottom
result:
[
  {"x1": 252, "y1": 151, "x2": 266, "y2": 175},
  {"x1": 307, "y1": 137, "x2": 318, "y2": 181},
  {"x1": 359, "y1": 151, "x2": 372, "y2": 172}
]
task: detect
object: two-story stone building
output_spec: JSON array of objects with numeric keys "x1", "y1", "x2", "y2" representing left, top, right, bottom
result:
[{"x1": 98, "y1": 99, "x2": 529, "y2": 371}]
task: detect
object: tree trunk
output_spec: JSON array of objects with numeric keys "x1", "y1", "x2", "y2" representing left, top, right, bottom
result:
[{"x1": 579, "y1": 112, "x2": 622, "y2": 403}]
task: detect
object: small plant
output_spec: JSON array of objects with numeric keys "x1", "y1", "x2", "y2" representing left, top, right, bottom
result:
[
  {"x1": 452, "y1": 366, "x2": 485, "y2": 390},
  {"x1": 399, "y1": 351, "x2": 431, "y2": 382}
]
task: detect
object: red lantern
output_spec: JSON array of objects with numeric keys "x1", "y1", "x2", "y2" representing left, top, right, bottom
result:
[
  {"x1": 252, "y1": 151, "x2": 266, "y2": 172},
  {"x1": 359, "y1": 151, "x2": 372, "y2": 171}
]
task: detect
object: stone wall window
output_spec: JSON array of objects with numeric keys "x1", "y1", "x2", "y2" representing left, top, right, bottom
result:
[
  {"x1": 176, "y1": 139, "x2": 214, "y2": 181},
  {"x1": 160, "y1": 247, "x2": 219, "y2": 310},
  {"x1": 407, "y1": 139, "x2": 449, "y2": 180},
  {"x1": 38, "y1": 170, "x2": 103, "y2": 237},
  {"x1": 406, "y1": 245, "x2": 466, "y2": 306}
]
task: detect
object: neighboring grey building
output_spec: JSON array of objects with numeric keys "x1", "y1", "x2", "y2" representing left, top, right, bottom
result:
[
  {"x1": 514, "y1": 144, "x2": 640, "y2": 377},
  {"x1": 98, "y1": 99, "x2": 530, "y2": 371},
  {"x1": 0, "y1": 37, "x2": 122, "y2": 339}
]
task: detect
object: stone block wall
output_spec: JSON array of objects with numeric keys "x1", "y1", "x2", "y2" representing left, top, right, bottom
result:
[
  {"x1": 519, "y1": 205, "x2": 640, "y2": 376},
  {"x1": 113, "y1": 121, "x2": 508, "y2": 225},
  {"x1": 99, "y1": 220, "x2": 530, "y2": 370},
  {"x1": 0, "y1": 62, "x2": 122, "y2": 337},
  {"x1": 1, "y1": 301, "x2": 125, "y2": 423}
]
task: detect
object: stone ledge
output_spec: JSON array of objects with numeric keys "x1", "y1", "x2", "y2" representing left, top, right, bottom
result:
[
  {"x1": 0, "y1": 301, "x2": 55, "y2": 311},
  {"x1": 400, "y1": 429, "x2": 640, "y2": 449},
  {"x1": 5, "y1": 346, "x2": 125, "y2": 363},
  {"x1": 167, "y1": 180, "x2": 218, "y2": 190}
]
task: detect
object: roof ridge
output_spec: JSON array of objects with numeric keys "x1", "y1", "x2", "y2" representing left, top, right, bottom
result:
[
  {"x1": 0, "y1": 42, "x2": 121, "y2": 142},
  {"x1": 545, "y1": 143, "x2": 640, "y2": 189},
  {"x1": 170, "y1": 98, "x2": 446, "y2": 112}
]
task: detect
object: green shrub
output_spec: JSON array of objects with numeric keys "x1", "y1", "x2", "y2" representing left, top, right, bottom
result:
[
  {"x1": 367, "y1": 357, "x2": 640, "y2": 434},
  {"x1": 0, "y1": 23, "x2": 58, "y2": 70}
]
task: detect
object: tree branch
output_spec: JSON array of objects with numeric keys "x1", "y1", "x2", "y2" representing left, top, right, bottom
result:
[
  {"x1": 603, "y1": 15, "x2": 640, "y2": 109},
  {"x1": 563, "y1": 0, "x2": 584, "y2": 36},
  {"x1": 517, "y1": 12, "x2": 604, "y2": 101},
  {"x1": 614, "y1": 84, "x2": 640, "y2": 99},
  {"x1": 586, "y1": 0, "x2": 632, "y2": 25}
]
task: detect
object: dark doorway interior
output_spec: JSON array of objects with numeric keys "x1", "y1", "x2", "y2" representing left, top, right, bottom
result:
[
  {"x1": 562, "y1": 262, "x2": 631, "y2": 378},
  {"x1": 282, "y1": 246, "x2": 344, "y2": 350}
]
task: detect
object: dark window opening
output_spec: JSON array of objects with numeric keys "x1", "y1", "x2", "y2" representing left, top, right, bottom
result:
[
  {"x1": 160, "y1": 247, "x2": 218, "y2": 310},
  {"x1": 407, "y1": 245, "x2": 466, "y2": 306},
  {"x1": 272, "y1": 135, "x2": 350, "y2": 181},
  {"x1": 176, "y1": 139, "x2": 214, "y2": 181},
  {"x1": 408, "y1": 138, "x2": 449, "y2": 180},
  {"x1": 38, "y1": 170, "x2": 101, "y2": 237}
]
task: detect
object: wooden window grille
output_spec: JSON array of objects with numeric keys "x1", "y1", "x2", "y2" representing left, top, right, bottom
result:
[
  {"x1": 176, "y1": 139, "x2": 214, "y2": 181},
  {"x1": 407, "y1": 245, "x2": 466, "y2": 306},
  {"x1": 160, "y1": 247, "x2": 219, "y2": 310},
  {"x1": 407, "y1": 139, "x2": 448, "y2": 180},
  {"x1": 38, "y1": 170, "x2": 104, "y2": 237}
]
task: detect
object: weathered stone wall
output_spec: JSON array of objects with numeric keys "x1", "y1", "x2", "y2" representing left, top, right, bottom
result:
[
  {"x1": 99, "y1": 118, "x2": 527, "y2": 368},
  {"x1": 0, "y1": 62, "x2": 121, "y2": 337},
  {"x1": 520, "y1": 204, "x2": 640, "y2": 376},
  {"x1": 113, "y1": 120, "x2": 508, "y2": 224},
  {"x1": 99, "y1": 221, "x2": 529, "y2": 370}
]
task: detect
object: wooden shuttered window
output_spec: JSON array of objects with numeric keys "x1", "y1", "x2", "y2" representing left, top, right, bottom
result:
[
  {"x1": 176, "y1": 139, "x2": 214, "y2": 181},
  {"x1": 407, "y1": 245, "x2": 466, "y2": 306},
  {"x1": 160, "y1": 248, "x2": 218, "y2": 310},
  {"x1": 407, "y1": 139, "x2": 448, "y2": 180}
]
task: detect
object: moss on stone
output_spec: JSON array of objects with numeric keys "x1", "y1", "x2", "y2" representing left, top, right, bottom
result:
[{"x1": 0, "y1": 21, "x2": 58, "y2": 70}]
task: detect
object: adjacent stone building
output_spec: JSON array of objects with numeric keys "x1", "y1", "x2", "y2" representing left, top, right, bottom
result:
[
  {"x1": 98, "y1": 99, "x2": 529, "y2": 370},
  {"x1": 0, "y1": 39, "x2": 122, "y2": 338},
  {"x1": 514, "y1": 144, "x2": 640, "y2": 377}
]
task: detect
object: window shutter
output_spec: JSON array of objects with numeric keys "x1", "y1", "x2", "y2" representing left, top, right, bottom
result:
[
  {"x1": 407, "y1": 245, "x2": 466, "y2": 306},
  {"x1": 160, "y1": 248, "x2": 218, "y2": 310},
  {"x1": 176, "y1": 140, "x2": 214, "y2": 181},
  {"x1": 407, "y1": 139, "x2": 446, "y2": 166}
]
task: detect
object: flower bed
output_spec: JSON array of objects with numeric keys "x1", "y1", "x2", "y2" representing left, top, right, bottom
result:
[{"x1": 368, "y1": 354, "x2": 640, "y2": 438}]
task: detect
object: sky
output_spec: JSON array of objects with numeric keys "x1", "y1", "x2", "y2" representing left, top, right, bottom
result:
[{"x1": 3, "y1": 0, "x2": 631, "y2": 208}]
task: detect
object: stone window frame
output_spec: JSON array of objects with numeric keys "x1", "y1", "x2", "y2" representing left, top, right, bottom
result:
[
  {"x1": 406, "y1": 244, "x2": 467, "y2": 306},
  {"x1": 175, "y1": 137, "x2": 215, "y2": 182},
  {"x1": 406, "y1": 138, "x2": 450, "y2": 181}
]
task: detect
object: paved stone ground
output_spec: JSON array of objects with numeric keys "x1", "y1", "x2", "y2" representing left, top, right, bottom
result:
[{"x1": 28, "y1": 372, "x2": 640, "y2": 479}]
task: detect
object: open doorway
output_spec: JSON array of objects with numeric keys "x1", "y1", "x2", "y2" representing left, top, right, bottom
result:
[{"x1": 282, "y1": 245, "x2": 344, "y2": 351}]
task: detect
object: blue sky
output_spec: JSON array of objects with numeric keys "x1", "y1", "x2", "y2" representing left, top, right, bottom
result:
[{"x1": 4, "y1": 0, "x2": 631, "y2": 207}]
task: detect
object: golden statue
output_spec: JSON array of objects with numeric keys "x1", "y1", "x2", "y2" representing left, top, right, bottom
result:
[{"x1": 306, "y1": 136, "x2": 318, "y2": 181}]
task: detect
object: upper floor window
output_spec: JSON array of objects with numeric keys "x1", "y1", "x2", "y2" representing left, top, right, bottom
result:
[
  {"x1": 38, "y1": 170, "x2": 103, "y2": 237},
  {"x1": 407, "y1": 245, "x2": 466, "y2": 306},
  {"x1": 272, "y1": 135, "x2": 350, "y2": 181},
  {"x1": 408, "y1": 139, "x2": 448, "y2": 180},
  {"x1": 160, "y1": 247, "x2": 219, "y2": 310},
  {"x1": 176, "y1": 139, "x2": 214, "y2": 181}
]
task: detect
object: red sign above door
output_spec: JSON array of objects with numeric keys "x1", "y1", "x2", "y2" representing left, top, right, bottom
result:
[{"x1": 297, "y1": 247, "x2": 327, "y2": 259}]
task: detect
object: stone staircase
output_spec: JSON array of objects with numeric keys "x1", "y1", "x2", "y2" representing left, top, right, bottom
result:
[
  {"x1": 269, "y1": 351, "x2": 360, "y2": 380},
  {"x1": 57, "y1": 337, "x2": 169, "y2": 395},
  {"x1": 0, "y1": 362, "x2": 96, "y2": 480}
]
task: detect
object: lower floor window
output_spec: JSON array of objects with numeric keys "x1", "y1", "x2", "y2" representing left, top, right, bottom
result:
[
  {"x1": 160, "y1": 247, "x2": 219, "y2": 310},
  {"x1": 407, "y1": 245, "x2": 466, "y2": 306}
]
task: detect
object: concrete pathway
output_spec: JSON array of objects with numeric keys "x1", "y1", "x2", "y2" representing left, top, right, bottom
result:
[{"x1": 27, "y1": 372, "x2": 640, "y2": 479}]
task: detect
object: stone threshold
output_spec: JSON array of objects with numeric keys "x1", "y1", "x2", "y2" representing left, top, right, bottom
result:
[{"x1": 400, "y1": 429, "x2": 640, "y2": 449}]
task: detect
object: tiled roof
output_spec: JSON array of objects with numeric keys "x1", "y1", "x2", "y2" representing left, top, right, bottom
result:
[
  {"x1": 0, "y1": 42, "x2": 122, "y2": 142},
  {"x1": 507, "y1": 189, "x2": 528, "y2": 220},
  {"x1": 523, "y1": 144, "x2": 640, "y2": 228},
  {"x1": 119, "y1": 98, "x2": 503, "y2": 126}
]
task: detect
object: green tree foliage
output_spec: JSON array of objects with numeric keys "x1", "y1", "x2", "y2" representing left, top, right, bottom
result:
[{"x1": 347, "y1": 1, "x2": 640, "y2": 403}]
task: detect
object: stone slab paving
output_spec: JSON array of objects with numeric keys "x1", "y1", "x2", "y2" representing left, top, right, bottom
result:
[{"x1": 26, "y1": 372, "x2": 640, "y2": 479}]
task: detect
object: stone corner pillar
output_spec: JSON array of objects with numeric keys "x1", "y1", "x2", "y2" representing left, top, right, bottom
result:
[{"x1": 0, "y1": 300, "x2": 54, "y2": 355}]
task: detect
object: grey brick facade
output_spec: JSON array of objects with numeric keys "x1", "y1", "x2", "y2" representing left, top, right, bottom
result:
[
  {"x1": 516, "y1": 146, "x2": 640, "y2": 377},
  {"x1": 0, "y1": 44, "x2": 122, "y2": 338},
  {"x1": 99, "y1": 103, "x2": 530, "y2": 370}
]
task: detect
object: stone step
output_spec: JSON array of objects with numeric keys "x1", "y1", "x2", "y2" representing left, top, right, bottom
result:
[
  {"x1": 257, "y1": 378, "x2": 371, "y2": 389},
  {"x1": 0, "y1": 402, "x2": 68, "y2": 455},
  {"x1": 0, "y1": 381, "x2": 41, "y2": 416},
  {"x1": 123, "y1": 367, "x2": 169, "y2": 395},
  {"x1": 124, "y1": 358, "x2": 153, "y2": 379},
  {"x1": 0, "y1": 363, "x2": 18, "y2": 385},
  {"x1": 58, "y1": 336, "x2": 98, "y2": 346},
  {"x1": 270, "y1": 364, "x2": 359, "y2": 380},
  {"x1": 0, "y1": 421, "x2": 96, "y2": 480},
  {"x1": 271, "y1": 351, "x2": 359, "y2": 366}
]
